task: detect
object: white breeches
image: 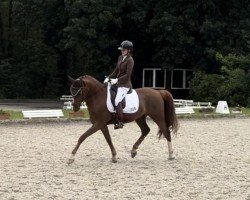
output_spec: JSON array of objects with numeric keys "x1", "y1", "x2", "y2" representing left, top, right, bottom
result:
[{"x1": 115, "y1": 87, "x2": 129, "y2": 106}]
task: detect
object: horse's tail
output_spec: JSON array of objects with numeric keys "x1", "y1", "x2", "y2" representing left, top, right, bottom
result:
[{"x1": 158, "y1": 90, "x2": 179, "y2": 138}]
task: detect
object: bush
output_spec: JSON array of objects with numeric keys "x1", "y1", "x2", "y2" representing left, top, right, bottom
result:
[
  {"x1": 189, "y1": 53, "x2": 250, "y2": 107},
  {"x1": 189, "y1": 69, "x2": 249, "y2": 107}
]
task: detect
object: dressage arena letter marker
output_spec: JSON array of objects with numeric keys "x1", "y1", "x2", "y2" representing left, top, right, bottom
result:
[{"x1": 215, "y1": 101, "x2": 230, "y2": 114}]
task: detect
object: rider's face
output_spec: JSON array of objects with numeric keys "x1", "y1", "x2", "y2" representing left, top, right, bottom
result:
[{"x1": 121, "y1": 49, "x2": 128, "y2": 56}]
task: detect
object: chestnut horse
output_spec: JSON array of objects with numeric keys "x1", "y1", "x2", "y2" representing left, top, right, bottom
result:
[{"x1": 68, "y1": 75, "x2": 178, "y2": 164}]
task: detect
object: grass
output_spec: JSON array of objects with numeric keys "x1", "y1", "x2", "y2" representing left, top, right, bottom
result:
[
  {"x1": 241, "y1": 107, "x2": 250, "y2": 115},
  {"x1": 8, "y1": 111, "x2": 23, "y2": 120},
  {"x1": 194, "y1": 107, "x2": 250, "y2": 116},
  {"x1": 1, "y1": 109, "x2": 89, "y2": 120},
  {"x1": 63, "y1": 109, "x2": 89, "y2": 118},
  {"x1": 0, "y1": 107, "x2": 249, "y2": 120}
]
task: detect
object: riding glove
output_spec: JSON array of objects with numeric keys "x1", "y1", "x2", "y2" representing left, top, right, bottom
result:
[
  {"x1": 110, "y1": 78, "x2": 118, "y2": 85},
  {"x1": 103, "y1": 77, "x2": 109, "y2": 83}
]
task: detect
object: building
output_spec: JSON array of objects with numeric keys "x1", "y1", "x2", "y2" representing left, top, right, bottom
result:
[{"x1": 132, "y1": 66, "x2": 193, "y2": 99}]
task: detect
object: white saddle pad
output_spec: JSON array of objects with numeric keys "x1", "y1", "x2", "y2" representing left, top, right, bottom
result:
[{"x1": 106, "y1": 85, "x2": 139, "y2": 113}]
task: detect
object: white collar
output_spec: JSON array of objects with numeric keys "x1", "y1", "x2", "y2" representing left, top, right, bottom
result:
[{"x1": 122, "y1": 55, "x2": 127, "y2": 61}]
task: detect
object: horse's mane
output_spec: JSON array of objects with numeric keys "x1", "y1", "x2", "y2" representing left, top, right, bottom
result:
[
  {"x1": 81, "y1": 75, "x2": 96, "y2": 82},
  {"x1": 81, "y1": 75, "x2": 103, "y2": 88}
]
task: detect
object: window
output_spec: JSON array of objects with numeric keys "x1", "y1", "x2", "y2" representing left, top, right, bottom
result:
[
  {"x1": 143, "y1": 68, "x2": 166, "y2": 88},
  {"x1": 171, "y1": 69, "x2": 193, "y2": 89},
  {"x1": 142, "y1": 68, "x2": 193, "y2": 89}
]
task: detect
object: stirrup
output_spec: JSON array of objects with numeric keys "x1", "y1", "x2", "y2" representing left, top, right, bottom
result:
[{"x1": 114, "y1": 121, "x2": 124, "y2": 129}]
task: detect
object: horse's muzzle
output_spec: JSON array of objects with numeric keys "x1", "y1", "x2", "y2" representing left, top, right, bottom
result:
[
  {"x1": 72, "y1": 103, "x2": 80, "y2": 112},
  {"x1": 73, "y1": 106, "x2": 80, "y2": 112}
]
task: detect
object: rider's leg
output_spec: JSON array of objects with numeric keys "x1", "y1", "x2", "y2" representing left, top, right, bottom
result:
[
  {"x1": 114, "y1": 102, "x2": 123, "y2": 129},
  {"x1": 114, "y1": 87, "x2": 129, "y2": 129}
]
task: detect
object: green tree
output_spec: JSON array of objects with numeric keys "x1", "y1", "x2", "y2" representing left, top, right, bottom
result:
[
  {"x1": 60, "y1": 0, "x2": 123, "y2": 81},
  {"x1": 0, "y1": 0, "x2": 249, "y2": 100},
  {"x1": 0, "y1": 3, "x2": 3, "y2": 58},
  {"x1": 189, "y1": 53, "x2": 250, "y2": 106},
  {"x1": 4, "y1": 0, "x2": 61, "y2": 98}
]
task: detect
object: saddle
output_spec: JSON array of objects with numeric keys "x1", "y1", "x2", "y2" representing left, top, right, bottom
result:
[
  {"x1": 110, "y1": 85, "x2": 132, "y2": 109},
  {"x1": 106, "y1": 84, "x2": 139, "y2": 114}
]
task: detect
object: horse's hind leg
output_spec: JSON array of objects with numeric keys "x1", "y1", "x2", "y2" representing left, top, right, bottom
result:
[
  {"x1": 150, "y1": 115, "x2": 175, "y2": 160},
  {"x1": 131, "y1": 115, "x2": 150, "y2": 158},
  {"x1": 162, "y1": 129, "x2": 175, "y2": 160},
  {"x1": 101, "y1": 126, "x2": 117, "y2": 163}
]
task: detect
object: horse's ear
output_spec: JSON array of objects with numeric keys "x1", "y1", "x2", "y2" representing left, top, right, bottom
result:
[{"x1": 68, "y1": 75, "x2": 75, "y2": 84}]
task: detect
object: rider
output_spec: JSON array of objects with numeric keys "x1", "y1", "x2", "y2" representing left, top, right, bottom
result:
[{"x1": 104, "y1": 40, "x2": 134, "y2": 129}]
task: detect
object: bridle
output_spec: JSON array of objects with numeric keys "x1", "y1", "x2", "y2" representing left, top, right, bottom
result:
[
  {"x1": 70, "y1": 85, "x2": 83, "y2": 97},
  {"x1": 70, "y1": 78, "x2": 85, "y2": 97}
]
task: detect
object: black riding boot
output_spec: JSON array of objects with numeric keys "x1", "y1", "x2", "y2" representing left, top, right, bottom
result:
[{"x1": 114, "y1": 102, "x2": 124, "y2": 129}]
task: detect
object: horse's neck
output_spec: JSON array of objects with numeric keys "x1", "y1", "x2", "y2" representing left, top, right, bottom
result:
[
  {"x1": 84, "y1": 76, "x2": 102, "y2": 86},
  {"x1": 84, "y1": 77, "x2": 105, "y2": 101}
]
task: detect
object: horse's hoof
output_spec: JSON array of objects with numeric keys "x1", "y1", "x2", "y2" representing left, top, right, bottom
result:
[
  {"x1": 67, "y1": 158, "x2": 75, "y2": 165},
  {"x1": 168, "y1": 155, "x2": 175, "y2": 160},
  {"x1": 131, "y1": 151, "x2": 137, "y2": 158},
  {"x1": 112, "y1": 159, "x2": 117, "y2": 163}
]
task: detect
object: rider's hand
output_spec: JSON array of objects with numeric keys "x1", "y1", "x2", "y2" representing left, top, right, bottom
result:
[
  {"x1": 103, "y1": 77, "x2": 109, "y2": 83},
  {"x1": 110, "y1": 78, "x2": 118, "y2": 85}
]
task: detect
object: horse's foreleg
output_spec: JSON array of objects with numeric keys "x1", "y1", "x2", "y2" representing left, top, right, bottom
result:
[
  {"x1": 101, "y1": 126, "x2": 117, "y2": 163},
  {"x1": 68, "y1": 123, "x2": 100, "y2": 164},
  {"x1": 131, "y1": 116, "x2": 150, "y2": 158}
]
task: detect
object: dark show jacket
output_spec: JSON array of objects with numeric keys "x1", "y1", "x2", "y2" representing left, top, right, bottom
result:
[{"x1": 108, "y1": 54, "x2": 134, "y2": 88}]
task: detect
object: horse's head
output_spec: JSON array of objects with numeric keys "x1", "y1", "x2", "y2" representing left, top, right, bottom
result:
[{"x1": 68, "y1": 76, "x2": 86, "y2": 112}]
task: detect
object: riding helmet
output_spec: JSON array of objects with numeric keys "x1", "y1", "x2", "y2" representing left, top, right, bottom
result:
[{"x1": 118, "y1": 40, "x2": 133, "y2": 51}]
